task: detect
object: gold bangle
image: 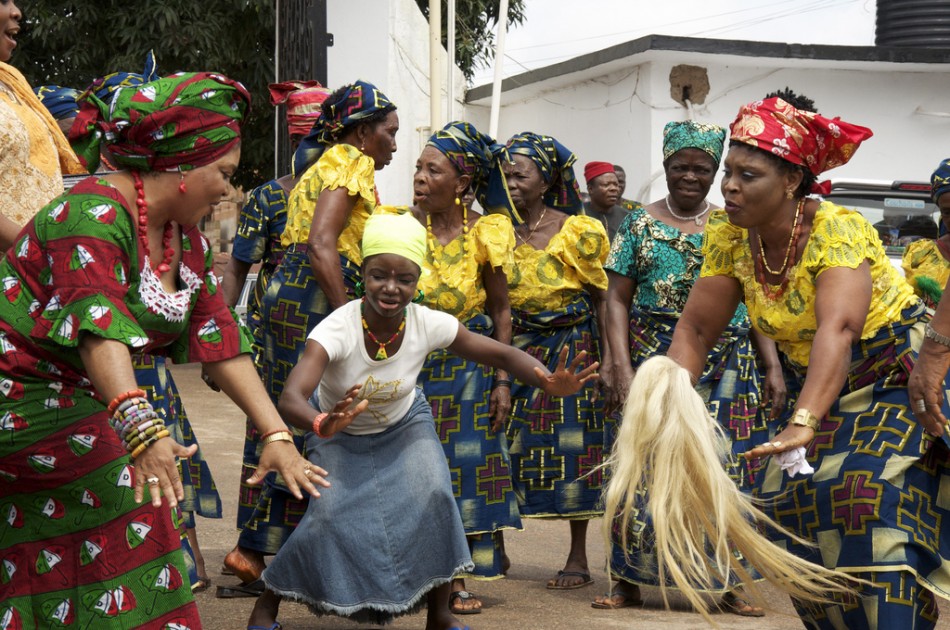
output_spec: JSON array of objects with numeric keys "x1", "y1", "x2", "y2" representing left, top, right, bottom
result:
[
  {"x1": 790, "y1": 408, "x2": 820, "y2": 431},
  {"x1": 261, "y1": 431, "x2": 294, "y2": 446}
]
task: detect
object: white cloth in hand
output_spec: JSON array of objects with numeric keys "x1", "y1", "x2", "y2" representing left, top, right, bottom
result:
[{"x1": 774, "y1": 446, "x2": 814, "y2": 478}]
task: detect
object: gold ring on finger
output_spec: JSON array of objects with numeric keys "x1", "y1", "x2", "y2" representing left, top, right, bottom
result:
[
  {"x1": 146, "y1": 476, "x2": 160, "y2": 485},
  {"x1": 303, "y1": 468, "x2": 313, "y2": 477}
]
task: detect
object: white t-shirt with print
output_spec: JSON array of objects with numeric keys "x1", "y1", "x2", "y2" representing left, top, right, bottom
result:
[{"x1": 308, "y1": 299, "x2": 459, "y2": 435}]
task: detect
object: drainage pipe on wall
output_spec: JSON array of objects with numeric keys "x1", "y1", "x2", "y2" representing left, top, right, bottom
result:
[{"x1": 488, "y1": 0, "x2": 510, "y2": 138}]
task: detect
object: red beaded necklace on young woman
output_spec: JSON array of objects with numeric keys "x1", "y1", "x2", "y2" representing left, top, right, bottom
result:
[
  {"x1": 360, "y1": 299, "x2": 406, "y2": 360},
  {"x1": 131, "y1": 171, "x2": 176, "y2": 274},
  {"x1": 754, "y1": 198, "x2": 805, "y2": 300}
]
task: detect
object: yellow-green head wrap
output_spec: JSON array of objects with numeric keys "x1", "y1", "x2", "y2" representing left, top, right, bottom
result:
[{"x1": 361, "y1": 212, "x2": 427, "y2": 269}]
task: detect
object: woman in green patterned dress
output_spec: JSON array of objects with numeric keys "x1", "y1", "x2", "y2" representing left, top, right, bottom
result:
[{"x1": 0, "y1": 72, "x2": 321, "y2": 629}]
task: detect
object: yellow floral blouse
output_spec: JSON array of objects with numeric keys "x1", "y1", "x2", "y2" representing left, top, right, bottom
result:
[
  {"x1": 415, "y1": 213, "x2": 515, "y2": 322},
  {"x1": 508, "y1": 215, "x2": 609, "y2": 313},
  {"x1": 0, "y1": 63, "x2": 83, "y2": 226},
  {"x1": 280, "y1": 143, "x2": 376, "y2": 264},
  {"x1": 701, "y1": 202, "x2": 918, "y2": 367},
  {"x1": 901, "y1": 239, "x2": 950, "y2": 304}
]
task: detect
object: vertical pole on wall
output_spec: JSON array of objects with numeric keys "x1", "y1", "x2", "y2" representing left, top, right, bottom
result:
[
  {"x1": 429, "y1": 0, "x2": 442, "y2": 131},
  {"x1": 274, "y1": 0, "x2": 280, "y2": 179},
  {"x1": 446, "y1": 0, "x2": 456, "y2": 121},
  {"x1": 488, "y1": 0, "x2": 509, "y2": 138}
]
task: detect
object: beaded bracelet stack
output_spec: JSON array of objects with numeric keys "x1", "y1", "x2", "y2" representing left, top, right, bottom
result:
[{"x1": 108, "y1": 389, "x2": 169, "y2": 460}]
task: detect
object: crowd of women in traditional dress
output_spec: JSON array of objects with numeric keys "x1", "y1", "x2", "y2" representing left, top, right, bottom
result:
[{"x1": 6, "y1": 0, "x2": 950, "y2": 626}]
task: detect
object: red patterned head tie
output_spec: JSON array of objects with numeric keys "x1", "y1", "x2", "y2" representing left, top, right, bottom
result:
[
  {"x1": 268, "y1": 80, "x2": 331, "y2": 140},
  {"x1": 291, "y1": 79, "x2": 396, "y2": 177},
  {"x1": 728, "y1": 97, "x2": 873, "y2": 176}
]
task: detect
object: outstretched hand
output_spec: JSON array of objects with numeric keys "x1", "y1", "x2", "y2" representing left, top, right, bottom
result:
[
  {"x1": 318, "y1": 384, "x2": 370, "y2": 437},
  {"x1": 249, "y1": 439, "x2": 328, "y2": 500},
  {"x1": 535, "y1": 347, "x2": 599, "y2": 398}
]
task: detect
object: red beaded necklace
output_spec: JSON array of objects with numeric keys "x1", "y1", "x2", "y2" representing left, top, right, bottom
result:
[
  {"x1": 131, "y1": 171, "x2": 176, "y2": 274},
  {"x1": 754, "y1": 199, "x2": 805, "y2": 300},
  {"x1": 360, "y1": 299, "x2": 406, "y2": 360}
]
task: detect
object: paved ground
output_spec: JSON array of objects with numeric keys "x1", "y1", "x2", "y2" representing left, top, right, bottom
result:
[{"x1": 172, "y1": 362, "x2": 950, "y2": 630}]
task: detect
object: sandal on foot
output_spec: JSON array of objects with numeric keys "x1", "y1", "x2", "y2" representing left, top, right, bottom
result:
[
  {"x1": 216, "y1": 579, "x2": 265, "y2": 599},
  {"x1": 719, "y1": 592, "x2": 765, "y2": 617},
  {"x1": 449, "y1": 589, "x2": 483, "y2": 615},
  {"x1": 547, "y1": 570, "x2": 593, "y2": 590},
  {"x1": 591, "y1": 591, "x2": 643, "y2": 609}
]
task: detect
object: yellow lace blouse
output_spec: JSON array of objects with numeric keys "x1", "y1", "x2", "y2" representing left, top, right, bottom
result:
[
  {"x1": 701, "y1": 202, "x2": 918, "y2": 367},
  {"x1": 418, "y1": 213, "x2": 515, "y2": 322},
  {"x1": 508, "y1": 215, "x2": 609, "y2": 312},
  {"x1": 0, "y1": 62, "x2": 83, "y2": 226},
  {"x1": 901, "y1": 239, "x2": 950, "y2": 301},
  {"x1": 280, "y1": 143, "x2": 376, "y2": 264}
]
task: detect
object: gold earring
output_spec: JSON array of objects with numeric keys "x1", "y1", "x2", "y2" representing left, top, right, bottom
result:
[
  {"x1": 785, "y1": 188, "x2": 794, "y2": 199},
  {"x1": 454, "y1": 196, "x2": 461, "y2": 206}
]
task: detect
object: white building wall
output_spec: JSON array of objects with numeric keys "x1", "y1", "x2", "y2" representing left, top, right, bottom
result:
[
  {"x1": 466, "y1": 57, "x2": 950, "y2": 206},
  {"x1": 326, "y1": 0, "x2": 466, "y2": 206}
]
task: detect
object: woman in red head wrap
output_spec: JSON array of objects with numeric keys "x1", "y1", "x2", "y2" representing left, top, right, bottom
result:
[{"x1": 607, "y1": 96, "x2": 950, "y2": 629}]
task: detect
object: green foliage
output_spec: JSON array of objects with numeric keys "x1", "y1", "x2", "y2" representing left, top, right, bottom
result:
[
  {"x1": 14, "y1": 0, "x2": 276, "y2": 188},
  {"x1": 414, "y1": 0, "x2": 526, "y2": 81}
]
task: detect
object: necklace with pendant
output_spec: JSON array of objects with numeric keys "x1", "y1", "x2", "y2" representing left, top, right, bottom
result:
[
  {"x1": 665, "y1": 195, "x2": 711, "y2": 226},
  {"x1": 360, "y1": 300, "x2": 406, "y2": 360}
]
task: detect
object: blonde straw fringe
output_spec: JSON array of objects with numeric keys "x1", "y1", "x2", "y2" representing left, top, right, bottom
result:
[{"x1": 599, "y1": 356, "x2": 862, "y2": 625}]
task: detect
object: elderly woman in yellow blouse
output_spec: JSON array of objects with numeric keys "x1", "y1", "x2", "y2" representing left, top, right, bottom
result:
[
  {"x1": 389, "y1": 121, "x2": 519, "y2": 615},
  {"x1": 0, "y1": 0, "x2": 83, "y2": 249},
  {"x1": 487, "y1": 131, "x2": 610, "y2": 592},
  {"x1": 902, "y1": 158, "x2": 950, "y2": 308},
  {"x1": 227, "y1": 80, "x2": 399, "y2": 583}
]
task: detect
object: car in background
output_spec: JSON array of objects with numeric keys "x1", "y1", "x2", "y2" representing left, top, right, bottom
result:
[
  {"x1": 233, "y1": 272, "x2": 258, "y2": 322},
  {"x1": 825, "y1": 179, "x2": 938, "y2": 273}
]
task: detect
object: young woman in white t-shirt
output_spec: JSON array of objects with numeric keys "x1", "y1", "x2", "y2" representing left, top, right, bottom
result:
[{"x1": 247, "y1": 212, "x2": 597, "y2": 630}]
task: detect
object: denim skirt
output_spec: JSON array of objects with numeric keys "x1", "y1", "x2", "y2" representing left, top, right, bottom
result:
[{"x1": 263, "y1": 389, "x2": 474, "y2": 624}]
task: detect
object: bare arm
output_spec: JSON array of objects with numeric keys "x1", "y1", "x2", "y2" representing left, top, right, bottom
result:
[
  {"x1": 603, "y1": 272, "x2": 636, "y2": 413},
  {"x1": 483, "y1": 263, "x2": 512, "y2": 429},
  {"x1": 667, "y1": 275, "x2": 743, "y2": 378},
  {"x1": 909, "y1": 275, "x2": 950, "y2": 436},
  {"x1": 745, "y1": 263, "x2": 872, "y2": 458},
  {"x1": 0, "y1": 215, "x2": 22, "y2": 251},
  {"x1": 587, "y1": 284, "x2": 610, "y2": 404},
  {"x1": 448, "y1": 323, "x2": 598, "y2": 397},
  {"x1": 307, "y1": 187, "x2": 359, "y2": 310},
  {"x1": 751, "y1": 328, "x2": 787, "y2": 419},
  {"x1": 277, "y1": 340, "x2": 331, "y2": 431},
  {"x1": 277, "y1": 340, "x2": 368, "y2": 437},
  {"x1": 221, "y1": 257, "x2": 253, "y2": 309},
  {"x1": 201, "y1": 354, "x2": 326, "y2": 497}
]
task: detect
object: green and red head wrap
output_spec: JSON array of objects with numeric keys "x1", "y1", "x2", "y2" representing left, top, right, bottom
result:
[{"x1": 71, "y1": 71, "x2": 251, "y2": 173}]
